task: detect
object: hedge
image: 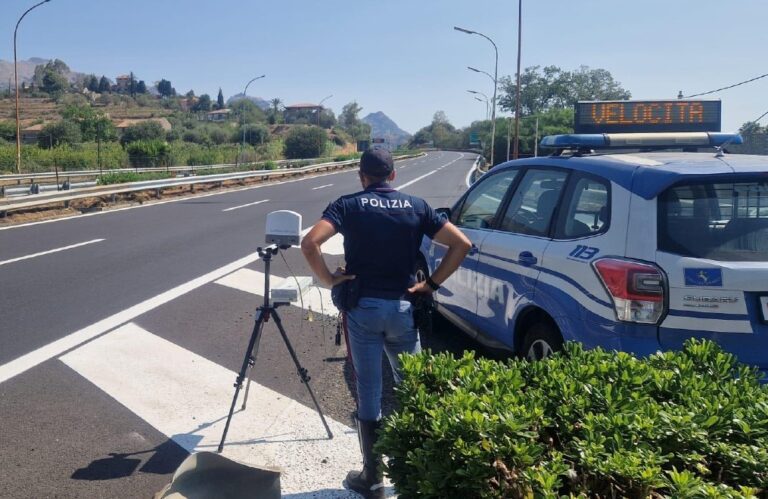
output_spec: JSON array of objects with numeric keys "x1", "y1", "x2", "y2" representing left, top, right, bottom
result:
[{"x1": 378, "y1": 340, "x2": 768, "y2": 498}]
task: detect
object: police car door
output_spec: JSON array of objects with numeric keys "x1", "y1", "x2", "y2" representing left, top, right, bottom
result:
[
  {"x1": 655, "y1": 178, "x2": 768, "y2": 370},
  {"x1": 434, "y1": 169, "x2": 521, "y2": 328},
  {"x1": 474, "y1": 168, "x2": 569, "y2": 348}
]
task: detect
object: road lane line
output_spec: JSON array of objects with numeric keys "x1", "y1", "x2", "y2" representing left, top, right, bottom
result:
[
  {"x1": 396, "y1": 153, "x2": 465, "y2": 191},
  {"x1": 0, "y1": 250, "x2": 262, "y2": 384},
  {"x1": 0, "y1": 238, "x2": 105, "y2": 267},
  {"x1": 222, "y1": 199, "x2": 269, "y2": 212},
  {"x1": 311, "y1": 184, "x2": 333, "y2": 190},
  {"x1": 60, "y1": 323, "x2": 371, "y2": 496}
]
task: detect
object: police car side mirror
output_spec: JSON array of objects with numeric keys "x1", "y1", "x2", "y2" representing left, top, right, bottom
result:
[{"x1": 436, "y1": 207, "x2": 451, "y2": 221}]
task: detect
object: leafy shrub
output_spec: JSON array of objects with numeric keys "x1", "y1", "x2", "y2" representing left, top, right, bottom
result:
[
  {"x1": 284, "y1": 126, "x2": 327, "y2": 159},
  {"x1": 378, "y1": 340, "x2": 768, "y2": 498},
  {"x1": 237, "y1": 124, "x2": 270, "y2": 146},
  {"x1": 39, "y1": 120, "x2": 83, "y2": 148},
  {"x1": 125, "y1": 140, "x2": 171, "y2": 168},
  {"x1": 120, "y1": 121, "x2": 166, "y2": 145}
]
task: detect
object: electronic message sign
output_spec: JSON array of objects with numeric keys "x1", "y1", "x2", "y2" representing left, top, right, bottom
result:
[{"x1": 574, "y1": 100, "x2": 721, "y2": 134}]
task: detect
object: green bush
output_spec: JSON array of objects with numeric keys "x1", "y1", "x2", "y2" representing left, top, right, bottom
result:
[
  {"x1": 120, "y1": 121, "x2": 166, "y2": 145},
  {"x1": 125, "y1": 140, "x2": 171, "y2": 168},
  {"x1": 284, "y1": 126, "x2": 327, "y2": 159},
  {"x1": 378, "y1": 340, "x2": 768, "y2": 498}
]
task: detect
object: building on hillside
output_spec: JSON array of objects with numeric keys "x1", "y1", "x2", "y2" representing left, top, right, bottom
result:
[
  {"x1": 205, "y1": 109, "x2": 231, "y2": 122},
  {"x1": 179, "y1": 96, "x2": 199, "y2": 112},
  {"x1": 21, "y1": 124, "x2": 45, "y2": 144},
  {"x1": 284, "y1": 103, "x2": 323, "y2": 124},
  {"x1": 115, "y1": 75, "x2": 132, "y2": 92},
  {"x1": 114, "y1": 118, "x2": 172, "y2": 134}
]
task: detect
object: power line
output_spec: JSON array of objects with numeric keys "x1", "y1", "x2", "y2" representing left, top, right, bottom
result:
[
  {"x1": 752, "y1": 108, "x2": 768, "y2": 124},
  {"x1": 682, "y1": 71, "x2": 768, "y2": 98}
]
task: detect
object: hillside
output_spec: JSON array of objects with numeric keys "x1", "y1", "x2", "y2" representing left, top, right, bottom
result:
[{"x1": 362, "y1": 111, "x2": 411, "y2": 147}]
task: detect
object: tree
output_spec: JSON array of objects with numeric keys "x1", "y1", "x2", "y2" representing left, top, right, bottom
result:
[
  {"x1": 284, "y1": 126, "x2": 327, "y2": 159},
  {"x1": 41, "y1": 69, "x2": 68, "y2": 94},
  {"x1": 338, "y1": 101, "x2": 371, "y2": 140},
  {"x1": 216, "y1": 88, "x2": 225, "y2": 110},
  {"x1": 98, "y1": 75, "x2": 111, "y2": 93},
  {"x1": 120, "y1": 121, "x2": 166, "y2": 145},
  {"x1": 739, "y1": 121, "x2": 764, "y2": 135},
  {"x1": 136, "y1": 80, "x2": 147, "y2": 94},
  {"x1": 230, "y1": 99, "x2": 265, "y2": 124},
  {"x1": 193, "y1": 94, "x2": 212, "y2": 112},
  {"x1": 86, "y1": 75, "x2": 99, "y2": 92},
  {"x1": 32, "y1": 59, "x2": 70, "y2": 91},
  {"x1": 157, "y1": 79, "x2": 175, "y2": 97},
  {"x1": 61, "y1": 104, "x2": 117, "y2": 142},
  {"x1": 269, "y1": 98, "x2": 283, "y2": 124},
  {"x1": 238, "y1": 124, "x2": 270, "y2": 146},
  {"x1": 498, "y1": 65, "x2": 631, "y2": 116},
  {"x1": 39, "y1": 120, "x2": 82, "y2": 148}
]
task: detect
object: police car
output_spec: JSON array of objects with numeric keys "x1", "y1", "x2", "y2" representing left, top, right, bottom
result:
[{"x1": 418, "y1": 99, "x2": 768, "y2": 375}]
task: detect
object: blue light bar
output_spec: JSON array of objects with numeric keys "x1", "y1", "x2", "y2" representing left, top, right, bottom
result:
[{"x1": 540, "y1": 132, "x2": 743, "y2": 150}]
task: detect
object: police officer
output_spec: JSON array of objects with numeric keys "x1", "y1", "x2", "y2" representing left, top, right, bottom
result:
[{"x1": 301, "y1": 148, "x2": 471, "y2": 498}]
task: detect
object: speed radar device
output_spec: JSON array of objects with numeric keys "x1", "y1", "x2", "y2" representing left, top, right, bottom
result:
[{"x1": 265, "y1": 210, "x2": 301, "y2": 247}]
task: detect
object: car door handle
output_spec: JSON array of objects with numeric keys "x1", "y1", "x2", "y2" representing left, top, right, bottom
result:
[
  {"x1": 468, "y1": 244, "x2": 479, "y2": 256},
  {"x1": 518, "y1": 251, "x2": 538, "y2": 266}
]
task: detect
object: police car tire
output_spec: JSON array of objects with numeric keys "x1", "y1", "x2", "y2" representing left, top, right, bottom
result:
[{"x1": 522, "y1": 321, "x2": 563, "y2": 361}]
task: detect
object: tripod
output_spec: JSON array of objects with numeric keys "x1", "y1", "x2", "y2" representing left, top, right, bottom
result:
[{"x1": 218, "y1": 244, "x2": 333, "y2": 453}]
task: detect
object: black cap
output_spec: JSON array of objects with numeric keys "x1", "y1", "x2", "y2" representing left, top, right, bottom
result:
[{"x1": 360, "y1": 148, "x2": 394, "y2": 177}]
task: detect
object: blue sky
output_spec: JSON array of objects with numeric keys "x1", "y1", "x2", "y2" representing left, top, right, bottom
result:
[{"x1": 3, "y1": 0, "x2": 767, "y2": 134}]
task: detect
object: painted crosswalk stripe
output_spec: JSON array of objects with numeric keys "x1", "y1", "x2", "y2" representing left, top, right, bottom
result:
[
  {"x1": 215, "y1": 268, "x2": 338, "y2": 317},
  {"x1": 59, "y1": 323, "x2": 372, "y2": 497}
]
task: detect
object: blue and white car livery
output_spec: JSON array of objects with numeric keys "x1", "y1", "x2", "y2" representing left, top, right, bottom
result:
[{"x1": 419, "y1": 100, "x2": 768, "y2": 375}]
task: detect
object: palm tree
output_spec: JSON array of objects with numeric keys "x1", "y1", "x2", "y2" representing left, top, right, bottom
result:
[{"x1": 269, "y1": 98, "x2": 283, "y2": 124}]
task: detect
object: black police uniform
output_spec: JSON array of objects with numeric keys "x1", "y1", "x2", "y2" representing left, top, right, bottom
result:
[{"x1": 322, "y1": 182, "x2": 445, "y2": 300}]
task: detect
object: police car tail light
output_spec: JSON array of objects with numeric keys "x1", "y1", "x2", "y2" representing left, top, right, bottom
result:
[{"x1": 592, "y1": 258, "x2": 666, "y2": 324}]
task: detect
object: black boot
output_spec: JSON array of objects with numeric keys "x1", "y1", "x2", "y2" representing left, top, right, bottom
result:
[{"x1": 344, "y1": 418, "x2": 385, "y2": 499}]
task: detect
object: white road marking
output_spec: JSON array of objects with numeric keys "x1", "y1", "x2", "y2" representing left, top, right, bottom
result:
[
  {"x1": 216, "y1": 268, "x2": 338, "y2": 317},
  {"x1": 311, "y1": 184, "x2": 333, "y2": 190},
  {"x1": 396, "y1": 153, "x2": 465, "y2": 191},
  {"x1": 0, "y1": 238, "x2": 104, "y2": 267},
  {"x1": 222, "y1": 199, "x2": 269, "y2": 212},
  {"x1": 60, "y1": 323, "x2": 376, "y2": 496},
  {"x1": 0, "y1": 250, "x2": 262, "y2": 384}
]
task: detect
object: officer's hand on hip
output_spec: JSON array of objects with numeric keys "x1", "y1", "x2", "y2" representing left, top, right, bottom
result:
[
  {"x1": 331, "y1": 267, "x2": 356, "y2": 287},
  {"x1": 407, "y1": 281, "x2": 434, "y2": 295}
]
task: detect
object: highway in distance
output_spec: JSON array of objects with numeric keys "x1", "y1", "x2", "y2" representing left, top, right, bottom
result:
[{"x1": 0, "y1": 150, "x2": 478, "y2": 498}]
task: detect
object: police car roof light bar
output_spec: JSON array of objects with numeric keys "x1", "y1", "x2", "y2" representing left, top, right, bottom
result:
[{"x1": 539, "y1": 132, "x2": 743, "y2": 151}]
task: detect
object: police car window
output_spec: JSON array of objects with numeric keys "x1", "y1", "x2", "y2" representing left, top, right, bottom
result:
[
  {"x1": 456, "y1": 170, "x2": 519, "y2": 229},
  {"x1": 558, "y1": 177, "x2": 610, "y2": 238},
  {"x1": 499, "y1": 169, "x2": 568, "y2": 236},
  {"x1": 658, "y1": 179, "x2": 768, "y2": 262}
]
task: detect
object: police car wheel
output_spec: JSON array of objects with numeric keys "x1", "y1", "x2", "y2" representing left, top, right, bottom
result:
[{"x1": 522, "y1": 322, "x2": 563, "y2": 361}]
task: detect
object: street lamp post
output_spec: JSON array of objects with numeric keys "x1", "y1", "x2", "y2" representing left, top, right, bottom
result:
[
  {"x1": 513, "y1": 0, "x2": 523, "y2": 160},
  {"x1": 467, "y1": 90, "x2": 489, "y2": 120},
  {"x1": 455, "y1": 26, "x2": 498, "y2": 166},
  {"x1": 14, "y1": 0, "x2": 53, "y2": 174},
  {"x1": 236, "y1": 74, "x2": 266, "y2": 168},
  {"x1": 317, "y1": 94, "x2": 332, "y2": 127}
]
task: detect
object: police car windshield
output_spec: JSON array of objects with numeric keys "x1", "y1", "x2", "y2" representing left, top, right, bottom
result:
[{"x1": 658, "y1": 178, "x2": 768, "y2": 262}]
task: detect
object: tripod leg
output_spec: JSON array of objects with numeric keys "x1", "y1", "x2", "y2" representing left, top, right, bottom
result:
[
  {"x1": 218, "y1": 307, "x2": 268, "y2": 453},
  {"x1": 270, "y1": 308, "x2": 334, "y2": 439}
]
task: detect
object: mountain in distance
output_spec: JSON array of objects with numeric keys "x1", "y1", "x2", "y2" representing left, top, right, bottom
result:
[
  {"x1": 227, "y1": 93, "x2": 270, "y2": 111},
  {"x1": 362, "y1": 111, "x2": 411, "y2": 147},
  {"x1": 0, "y1": 57, "x2": 89, "y2": 89}
]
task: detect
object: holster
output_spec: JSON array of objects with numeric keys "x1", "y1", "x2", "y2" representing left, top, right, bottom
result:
[{"x1": 331, "y1": 278, "x2": 361, "y2": 312}]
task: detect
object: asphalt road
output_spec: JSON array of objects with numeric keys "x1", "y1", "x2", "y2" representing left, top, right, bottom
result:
[{"x1": 0, "y1": 151, "x2": 482, "y2": 498}]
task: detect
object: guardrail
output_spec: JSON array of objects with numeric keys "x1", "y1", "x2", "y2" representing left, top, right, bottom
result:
[
  {"x1": 0, "y1": 156, "x2": 349, "y2": 196},
  {"x1": 0, "y1": 153, "x2": 424, "y2": 218}
]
